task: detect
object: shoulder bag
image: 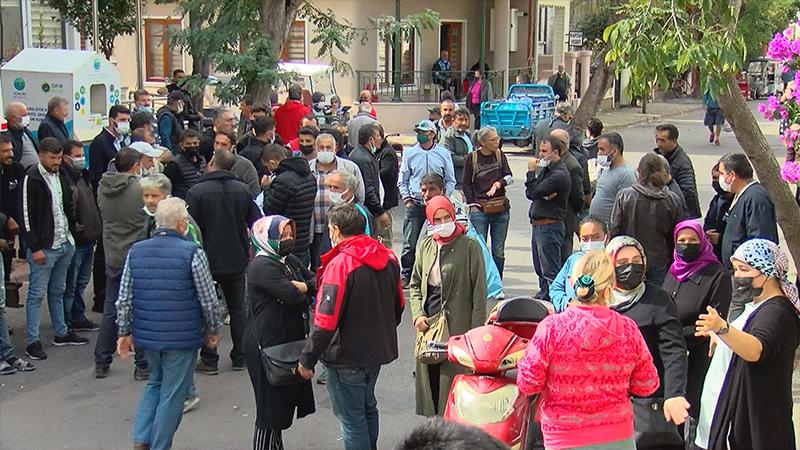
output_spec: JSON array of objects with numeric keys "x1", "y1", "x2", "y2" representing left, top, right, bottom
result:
[
  {"x1": 414, "y1": 266, "x2": 450, "y2": 365},
  {"x1": 247, "y1": 264, "x2": 310, "y2": 387},
  {"x1": 472, "y1": 150, "x2": 507, "y2": 215},
  {"x1": 632, "y1": 397, "x2": 683, "y2": 448}
]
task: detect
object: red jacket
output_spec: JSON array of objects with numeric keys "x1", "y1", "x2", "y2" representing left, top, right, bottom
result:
[
  {"x1": 273, "y1": 100, "x2": 311, "y2": 142},
  {"x1": 300, "y1": 234, "x2": 404, "y2": 369},
  {"x1": 516, "y1": 305, "x2": 659, "y2": 450}
]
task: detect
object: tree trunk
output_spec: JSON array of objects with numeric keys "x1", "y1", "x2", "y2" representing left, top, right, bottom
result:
[
  {"x1": 569, "y1": 46, "x2": 614, "y2": 136},
  {"x1": 250, "y1": 0, "x2": 304, "y2": 104},
  {"x1": 715, "y1": 74, "x2": 800, "y2": 265},
  {"x1": 189, "y1": 9, "x2": 209, "y2": 113}
]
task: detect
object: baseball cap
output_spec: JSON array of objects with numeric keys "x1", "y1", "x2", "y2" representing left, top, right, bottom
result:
[
  {"x1": 414, "y1": 120, "x2": 436, "y2": 132},
  {"x1": 129, "y1": 141, "x2": 163, "y2": 158}
]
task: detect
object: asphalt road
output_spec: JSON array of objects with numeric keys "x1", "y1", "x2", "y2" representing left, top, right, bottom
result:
[{"x1": 0, "y1": 101, "x2": 790, "y2": 450}]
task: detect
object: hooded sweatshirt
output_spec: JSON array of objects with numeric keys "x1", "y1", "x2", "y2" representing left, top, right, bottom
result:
[
  {"x1": 98, "y1": 172, "x2": 147, "y2": 270},
  {"x1": 300, "y1": 234, "x2": 404, "y2": 369},
  {"x1": 517, "y1": 305, "x2": 659, "y2": 450},
  {"x1": 609, "y1": 183, "x2": 685, "y2": 269}
]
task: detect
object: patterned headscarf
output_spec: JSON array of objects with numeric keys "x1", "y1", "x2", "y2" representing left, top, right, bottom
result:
[
  {"x1": 605, "y1": 235, "x2": 647, "y2": 311},
  {"x1": 732, "y1": 239, "x2": 800, "y2": 315},
  {"x1": 251, "y1": 215, "x2": 295, "y2": 262}
]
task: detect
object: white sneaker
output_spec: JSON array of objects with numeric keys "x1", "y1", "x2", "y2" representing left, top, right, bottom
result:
[
  {"x1": 183, "y1": 396, "x2": 200, "y2": 414},
  {"x1": 224, "y1": 315, "x2": 230, "y2": 326}
]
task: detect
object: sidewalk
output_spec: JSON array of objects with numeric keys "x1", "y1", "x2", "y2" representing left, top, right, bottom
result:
[{"x1": 386, "y1": 100, "x2": 705, "y2": 148}]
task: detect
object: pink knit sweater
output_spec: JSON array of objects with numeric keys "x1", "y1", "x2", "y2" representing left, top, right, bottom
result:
[{"x1": 517, "y1": 305, "x2": 659, "y2": 450}]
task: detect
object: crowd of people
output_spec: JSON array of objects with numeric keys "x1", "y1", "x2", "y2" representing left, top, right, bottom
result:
[{"x1": 0, "y1": 76, "x2": 797, "y2": 450}]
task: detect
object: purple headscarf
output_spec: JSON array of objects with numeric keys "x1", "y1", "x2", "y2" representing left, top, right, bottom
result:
[{"x1": 669, "y1": 220, "x2": 719, "y2": 282}]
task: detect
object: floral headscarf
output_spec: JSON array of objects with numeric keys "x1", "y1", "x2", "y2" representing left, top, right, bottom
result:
[
  {"x1": 732, "y1": 239, "x2": 800, "y2": 315},
  {"x1": 605, "y1": 235, "x2": 647, "y2": 311},
  {"x1": 251, "y1": 215, "x2": 294, "y2": 262}
]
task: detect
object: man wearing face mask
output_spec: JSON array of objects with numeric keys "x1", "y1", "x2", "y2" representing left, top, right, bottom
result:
[
  {"x1": 348, "y1": 123, "x2": 391, "y2": 232},
  {"x1": 240, "y1": 116, "x2": 277, "y2": 167},
  {"x1": 550, "y1": 216, "x2": 609, "y2": 312},
  {"x1": 61, "y1": 140, "x2": 102, "y2": 333},
  {"x1": 186, "y1": 150, "x2": 262, "y2": 375},
  {"x1": 525, "y1": 136, "x2": 572, "y2": 301},
  {"x1": 715, "y1": 154, "x2": 778, "y2": 316},
  {"x1": 132, "y1": 89, "x2": 153, "y2": 114},
  {"x1": 156, "y1": 91, "x2": 186, "y2": 153},
  {"x1": 398, "y1": 120, "x2": 456, "y2": 286},
  {"x1": 702, "y1": 163, "x2": 733, "y2": 261},
  {"x1": 308, "y1": 134, "x2": 366, "y2": 269},
  {"x1": 163, "y1": 129, "x2": 207, "y2": 199},
  {"x1": 89, "y1": 105, "x2": 131, "y2": 192},
  {"x1": 236, "y1": 107, "x2": 281, "y2": 153},
  {"x1": 37, "y1": 97, "x2": 72, "y2": 145},
  {"x1": 294, "y1": 126, "x2": 320, "y2": 160},
  {"x1": 588, "y1": 132, "x2": 636, "y2": 225},
  {"x1": 3, "y1": 101, "x2": 39, "y2": 167}
]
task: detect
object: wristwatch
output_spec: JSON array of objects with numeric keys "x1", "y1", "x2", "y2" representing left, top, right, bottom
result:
[{"x1": 717, "y1": 321, "x2": 730, "y2": 336}]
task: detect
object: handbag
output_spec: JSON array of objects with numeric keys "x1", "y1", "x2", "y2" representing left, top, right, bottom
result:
[
  {"x1": 471, "y1": 150, "x2": 507, "y2": 215},
  {"x1": 632, "y1": 397, "x2": 684, "y2": 448},
  {"x1": 414, "y1": 286, "x2": 450, "y2": 365},
  {"x1": 247, "y1": 267, "x2": 310, "y2": 387}
]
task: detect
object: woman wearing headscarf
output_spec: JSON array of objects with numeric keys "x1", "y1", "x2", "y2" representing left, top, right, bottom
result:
[
  {"x1": 694, "y1": 239, "x2": 800, "y2": 450},
  {"x1": 605, "y1": 236, "x2": 689, "y2": 448},
  {"x1": 662, "y1": 220, "x2": 731, "y2": 426},
  {"x1": 244, "y1": 216, "x2": 316, "y2": 450},
  {"x1": 410, "y1": 196, "x2": 487, "y2": 417}
]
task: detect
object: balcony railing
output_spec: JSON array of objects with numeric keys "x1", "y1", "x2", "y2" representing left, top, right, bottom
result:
[{"x1": 355, "y1": 70, "x2": 507, "y2": 103}]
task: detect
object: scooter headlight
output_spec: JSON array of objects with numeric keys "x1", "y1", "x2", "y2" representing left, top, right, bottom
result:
[
  {"x1": 453, "y1": 381, "x2": 518, "y2": 425},
  {"x1": 451, "y1": 345, "x2": 474, "y2": 370},
  {"x1": 497, "y1": 349, "x2": 525, "y2": 372}
]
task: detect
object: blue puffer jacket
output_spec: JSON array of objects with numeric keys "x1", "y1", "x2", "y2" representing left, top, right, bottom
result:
[{"x1": 128, "y1": 230, "x2": 204, "y2": 350}]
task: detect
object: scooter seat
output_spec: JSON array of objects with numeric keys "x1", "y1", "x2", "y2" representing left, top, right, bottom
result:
[{"x1": 495, "y1": 297, "x2": 550, "y2": 324}]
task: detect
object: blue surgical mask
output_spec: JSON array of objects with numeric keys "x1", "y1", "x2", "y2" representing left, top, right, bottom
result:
[{"x1": 580, "y1": 240, "x2": 606, "y2": 252}]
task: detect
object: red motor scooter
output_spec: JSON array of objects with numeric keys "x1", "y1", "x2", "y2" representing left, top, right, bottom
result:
[{"x1": 427, "y1": 297, "x2": 552, "y2": 450}]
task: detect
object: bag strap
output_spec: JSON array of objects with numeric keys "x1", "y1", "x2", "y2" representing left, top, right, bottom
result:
[{"x1": 471, "y1": 151, "x2": 478, "y2": 183}]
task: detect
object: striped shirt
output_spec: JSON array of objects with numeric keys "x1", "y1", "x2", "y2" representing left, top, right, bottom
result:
[
  {"x1": 36, "y1": 163, "x2": 74, "y2": 248},
  {"x1": 313, "y1": 160, "x2": 337, "y2": 234}
]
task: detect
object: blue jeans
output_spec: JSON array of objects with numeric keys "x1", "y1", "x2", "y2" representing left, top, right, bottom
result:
[
  {"x1": 325, "y1": 365, "x2": 381, "y2": 450},
  {"x1": 25, "y1": 243, "x2": 75, "y2": 344},
  {"x1": 531, "y1": 223, "x2": 565, "y2": 302},
  {"x1": 133, "y1": 349, "x2": 196, "y2": 450},
  {"x1": 63, "y1": 243, "x2": 94, "y2": 327},
  {"x1": 401, "y1": 204, "x2": 426, "y2": 280},
  {"x1": 469, "y1": 210, "x2": 510, "y2": 277}
]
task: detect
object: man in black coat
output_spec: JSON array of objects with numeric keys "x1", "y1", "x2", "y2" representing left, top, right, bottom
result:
[
  {"x1": 262, "y1": 145, "x2": 317, "y2": 266},
  {"x1": 654, "y1": 123, "x2": 701, "y2": 218},
  {"x1": 199, "y1": 108, "x2": 237, "y2": 162},
  {"x1": 3, "y1": 101, "x2": 38, "y2": 167},
  {"x1": 88, "y1": 105, "x2": 131, "y2": 192},
  {"x1": 715, "y1": 153, "x2": 778, "y2": 319},
  {"x1": 37, "y1": 97, "x2": 72, "y2": 145},
  {"x1": 0, "y1": 136, "x2": 24, "y2": 285},
  {"x1": 551, "y1": 129, "x2": 585, "y2": 263},
  {"x1": 186, "y1": 149, "x2": 262, "y2": 374},
  {"x1": 348, "y1": 123, "x2": 391, "y2": 233}
]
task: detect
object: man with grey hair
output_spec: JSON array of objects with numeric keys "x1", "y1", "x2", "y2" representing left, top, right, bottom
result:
[
  {"x1": 199, "y1": 108, "x2": 237, "y2": 162},
  {"x1": 347, "y1": 102, "x2": 378, "y2": 149},
  {"x1": 38, "y1": 97, "x2": 72, "y2": 145},
  {"x1": 4, "y1": 102, "x2": 38, "y2": 166},
  {"x1": 533, "y1": 102, "x2": 572, "y2": 153},
  {"x1": 547, "y1": 64, "x2": 572, "y2": 101},
  {"x1": 116, "y1": 196, "x2": 222, "y2": 450}
]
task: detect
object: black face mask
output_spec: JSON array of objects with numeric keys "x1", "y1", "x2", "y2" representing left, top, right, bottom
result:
[
  {"x1": 733, "y1": 276, "x2": 763, "y2": 300},
  {"x1": 183, "y1": 145, "x2": 199, "y2": 156},
  {"x1": 712, "y1": 180, "x2": 725, "y2": 196},
  {"x1": 615, "y1": 263, "x2": 645, "y2": 290},
  {"x1": 299, "y1": 144, "x2": 315, "y2": 155},
  {"x1": 676, "y1": 243, "x2": 702, "y2": 263},
  {"x1": 278, "y1": 239, "x2": 294, "y2": 257}
]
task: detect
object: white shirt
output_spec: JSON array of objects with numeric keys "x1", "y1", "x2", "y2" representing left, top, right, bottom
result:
[
  {"x1": 695, "y1": 301, "x2": 764, "y2": 449},
  {"x1": 37, "y1": 163, "x2": 74, "y2": 248}
]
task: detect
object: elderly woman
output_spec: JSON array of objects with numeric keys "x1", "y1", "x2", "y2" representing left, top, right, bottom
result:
[
  {"x1": 694, "y1": 239, "x2": 800, "y2": 450},
  {"x1": 610, "y1": 153, "x2": 685, "y2": 285},
  {"x1": 410, "y1": 195, "x2": 486, "y2": 417},
  {"x1": 606, "y1": 236, "x2": 689, "y2": 449},
  {"x1": 662, "y1": 220, "x2": 731, "y2": 425},
  {"x1": 462, "y1": 126, "x2": 514, "y2": 277},
  {"x1": 518, "y1": 250, "x2": 659, "y2": 450},
  {"x1": 244, "y1": 216, "x2": 316, "y2": 450}
]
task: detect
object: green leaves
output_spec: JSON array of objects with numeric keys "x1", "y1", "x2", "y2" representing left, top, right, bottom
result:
[{"x1": 44, "y1": 0, "x2": 136, "y2": 59}]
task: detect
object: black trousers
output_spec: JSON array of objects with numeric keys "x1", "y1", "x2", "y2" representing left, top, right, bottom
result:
[
  {"x1": 92, "y1": 240, "x2": 106, "y2": 312},
  {"x1": 94, "y1": 265, "x2": 146, "y2": 369},
  {"x1": 200, "y1": 272, "x2": 245, "y2": 367}
]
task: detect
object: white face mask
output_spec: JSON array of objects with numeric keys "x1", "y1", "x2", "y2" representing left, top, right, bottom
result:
[
  {"x1": 537, "y1": 156, "x2": 551, "y2": 168},
  {"x1": 329, "y1": 191, "x2": 344, "y2": 204},
  {"x1": 317, "y1": 151, "x2": 335, "y2": 164},
  {"x1": 20, "y1": 115, "x2": 31, "y2": 128},
  {"x1": 719, "y1": 173, "x2": 733, "y2": 193},
  {"x1": 580, "y1": 240, "x2": 606, "y2": 252},
  {"x1": 597, "y1": 151, "x2": 614, "y2": 168},
  {"x1": 70, "y1": 156, "x2": 85, "y2": 169},
  {"x1": 115, "y1": 120, "x2": 130, "y2": 136},
  {"x1": 433, "y1": 221, "x2": 456, "y2": 238}
]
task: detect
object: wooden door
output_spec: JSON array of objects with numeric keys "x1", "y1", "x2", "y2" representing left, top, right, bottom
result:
[{"x1": 442, "y1": 22, "x2": 463, "y2": 71}]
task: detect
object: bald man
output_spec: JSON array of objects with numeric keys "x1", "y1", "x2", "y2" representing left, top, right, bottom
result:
[
  {"x1": 550, "y1": 129, "x2": 584, "y2": 262},
  {"x1": 3, "y1": 102, "x2": 38, "y2": 167}
]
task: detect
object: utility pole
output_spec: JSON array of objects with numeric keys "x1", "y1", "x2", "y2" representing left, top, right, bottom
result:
[
  {"x1": 135, "y1": 0, "x2": 143, "y2": 89},
  {"x1": 392, "y1": 0, "x2": 403, "y2": 102},
  {"x1": 479, "y1": 0, "x2": 486, "y2": 73},
  {"x1": 91, "y1": 0, "x2": 99, "y2": 54}
]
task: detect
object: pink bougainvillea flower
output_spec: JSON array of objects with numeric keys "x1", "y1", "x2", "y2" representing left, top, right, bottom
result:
[{"x1": 781, "y1": 160, "x2": 800, "y2": 184}]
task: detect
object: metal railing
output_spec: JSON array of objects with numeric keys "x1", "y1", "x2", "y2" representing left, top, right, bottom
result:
[{"x1": 355, "y1": 70, "x2": 506, "y2": 103}]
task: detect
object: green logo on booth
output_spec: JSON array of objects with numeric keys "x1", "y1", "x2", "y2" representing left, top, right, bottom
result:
[{"x1": 12, "y1": 77, "x2": 25, "y2": 91}]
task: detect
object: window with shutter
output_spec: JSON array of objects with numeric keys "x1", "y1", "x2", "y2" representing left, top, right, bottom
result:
[
  {"x1": 28, "y1": 0, "x2": 64, "y2": 49},
  {"x1": 144, "y1": 18, "x2": 184, "y2": 82},
  {"x1": 280, "y1": 20, "x2": 306, "y2": 63},
  {"x1": 378, "y1": 30, "x2": 416, "y2": 85}
]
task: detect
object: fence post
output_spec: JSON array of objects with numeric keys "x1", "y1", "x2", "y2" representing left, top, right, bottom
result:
[{"x1": 392, "y1": 0, "x2": 403, "y2": 102}]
